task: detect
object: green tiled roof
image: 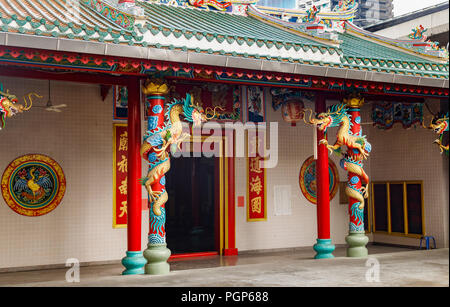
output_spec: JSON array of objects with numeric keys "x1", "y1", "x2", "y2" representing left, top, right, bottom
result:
[
  {"x1": 0, "y1": 0, "x2": 448, "y2": 79},
  {"x1": 340, "y1": 33, "x2": 428, "y2": 62},
  {"x1": 138, "y1": 1, "x2": 331, "y2": 49},
  {"x1": 338, "y1": 33, "x2": 448, "y2": 78}
]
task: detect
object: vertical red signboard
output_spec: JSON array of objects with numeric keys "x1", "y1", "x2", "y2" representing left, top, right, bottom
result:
[
  {"x1": 247, "y1": 130, "x2": 267, "y2": 221},
  {"x1": 113, "y1": 123, "x2": 128, "y2": 228}
]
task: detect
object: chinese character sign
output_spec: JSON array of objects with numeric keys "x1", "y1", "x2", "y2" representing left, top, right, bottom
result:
[
  {"x1": 113, "y1": 124, "x2": 128, "y2": 228},
  {"x1": 247, "y1": 130, "x2": 267, "y2": 221}
]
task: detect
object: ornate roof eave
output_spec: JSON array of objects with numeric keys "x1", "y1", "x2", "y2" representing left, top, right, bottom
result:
[
  {"x1": 1, "y1": 31, "x2": 448, "y2": 90},
  {"x1": 345, "y1": 22, "x2": 449, "y2": 64},
  {"x1": 247, "y1": 5, "x2": 341, "y2": 48}
]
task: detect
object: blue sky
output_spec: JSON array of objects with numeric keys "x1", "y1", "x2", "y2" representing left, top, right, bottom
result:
[{"x1": 393, "y1": 0, "x2": 448, "y2": 16}]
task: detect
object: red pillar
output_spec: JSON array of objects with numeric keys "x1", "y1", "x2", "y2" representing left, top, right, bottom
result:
[
  {"x1": 316, "y1": 95, "x2": 330, "y2": 239},
  {"x1": 121, "y1": 78, "x2": 146, "y2": 275},
  {"x1": 127, "y1": 78, "x2": 142, "y2": 252},
  {"x1": 313, "y1": 94, "x2": 335, "y2": 259}
]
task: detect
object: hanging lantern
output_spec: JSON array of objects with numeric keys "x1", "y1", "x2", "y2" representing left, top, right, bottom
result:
[{"x1": 281, "y1": 99, "x2": 305, "y2": 126}]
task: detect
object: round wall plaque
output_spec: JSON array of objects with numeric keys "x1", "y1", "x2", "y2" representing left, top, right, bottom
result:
[
  {"x1": 299, "y1": 155, "x2": 339, "y2": 205},
  {"x1": 1, "y1": 154, "x2": 66, "y2": 216}
]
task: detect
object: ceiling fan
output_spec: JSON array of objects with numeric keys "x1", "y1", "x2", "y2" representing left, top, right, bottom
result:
[{"x1": 34, "y1": 80, "x2": 67, "y2": 112}]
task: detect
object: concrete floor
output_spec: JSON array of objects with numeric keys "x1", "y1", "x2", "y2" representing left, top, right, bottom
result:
[{"x1": 0, "y1": 245, "x2": 448, "y2": 287}]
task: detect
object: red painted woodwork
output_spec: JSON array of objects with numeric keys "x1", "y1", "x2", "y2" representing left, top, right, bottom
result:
[
  {"x1": 0, "y1": 45, "x2": 446, "y2": 100},
  {"x1": 315, "y1": 94, "x2": 331, "y2": 240},
  {"x1": 0, "y1": 66, "x2": 130, "y2": 85},
  {"x1": 226, "y1": 153, "x2": 236, "y2": 254},
  {"x1": 223, "y1": 248, "x2": 238, "y2": 256},
  {"x1": 126, "y1": 78, "x2": 142, "y2": 252},
  {"x1": 214, "y1": 157, "x2": 220, "y2": 253}
]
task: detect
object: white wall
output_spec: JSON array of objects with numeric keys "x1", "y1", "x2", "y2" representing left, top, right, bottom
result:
[{"x1": 0, "y1": 76, "x2": 148, "y2": 270}]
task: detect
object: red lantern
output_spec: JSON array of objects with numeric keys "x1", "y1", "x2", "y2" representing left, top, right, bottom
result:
[{"x1": 281, "y1": 99, "x2": 305, "y2": 126}]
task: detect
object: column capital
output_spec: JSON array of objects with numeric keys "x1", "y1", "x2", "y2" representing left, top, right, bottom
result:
[
  {"x1": 142, "y1": 78, "x2": 170, "y2": 96},
  {"x1": 343, "y1": 93, "x2": 365, "y2": 109}
]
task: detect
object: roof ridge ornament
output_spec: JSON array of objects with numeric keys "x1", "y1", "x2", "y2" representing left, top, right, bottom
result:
[
  {"x1": 302, "y1": 5, "x2": 320, "y2": 24},
  {"x1": 408, "y1": 25, "x2": 427, "y2": 40},
  {"x1": 248, "y1": 5, "x2": 342, "y2": 45}
]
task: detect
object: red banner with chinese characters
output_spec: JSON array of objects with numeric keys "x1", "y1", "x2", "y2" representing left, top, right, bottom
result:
[
  {"x1": 113, "y1": 123, "x2": 128, "y2": 228},
  {"x1": 247, "y1": 130, "x2": 267, "y2": 221}
]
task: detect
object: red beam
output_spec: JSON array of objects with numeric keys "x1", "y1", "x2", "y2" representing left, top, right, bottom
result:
[{"x1": 0, "y1": 66, "x2": 131, "y2": 86}]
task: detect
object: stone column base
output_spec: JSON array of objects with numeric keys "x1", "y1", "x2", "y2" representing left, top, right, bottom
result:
[
  {"x1": 121, "y1": 251, "x2": 146, "y2": 275},
  {"x1": 144, "y1": 243, "x2": 171, "y2": 275},
  {"x1": 345, "y1": 232, "x2": 369, "y2": 257},
  {"x1": 313, "y1": 239, "x2": 335, "y2": 259}
]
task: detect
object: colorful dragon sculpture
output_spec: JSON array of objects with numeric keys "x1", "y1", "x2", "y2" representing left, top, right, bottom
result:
[
  {"x1": 423, "y1": 112, "x2": 449, "y2": 155},
  {"x1": 305, "y1": 96, "x2": 371, "y2": 232},
  {"x1": 409, "y1": 25, "x2": 427, "y2": 40},
  {"x1": 0, "y1": 84, "x2": 40, "y2": 130},
  {"x1": 302, "y1": 5, "x2": 320, "y2": 23},
  {"x1": 305, "y1": 103, "x2": 371, "y2": 160}
]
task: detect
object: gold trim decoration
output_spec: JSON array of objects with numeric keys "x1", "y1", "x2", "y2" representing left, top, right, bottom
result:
[{"x1": 142, "y1": 78, "x2": 170, "y2": 96}]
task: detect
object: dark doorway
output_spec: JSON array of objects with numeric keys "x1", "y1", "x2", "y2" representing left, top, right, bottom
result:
[{"x1": 165, "y1": 156, "x2": 218, "y2": 254}]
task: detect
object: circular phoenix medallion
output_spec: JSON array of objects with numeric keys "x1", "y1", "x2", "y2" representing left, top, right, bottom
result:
[
  {"x1": 299, "y1": 155, "x2": 339, "y2": 205},
  {"x1": 1, "y1": 154, "x2": 66, "y2": 216}
]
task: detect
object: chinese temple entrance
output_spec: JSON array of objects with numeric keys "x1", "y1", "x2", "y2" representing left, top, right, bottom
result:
[{"x1": 165, "y1": 156, "x2": 219, "y2": 255}]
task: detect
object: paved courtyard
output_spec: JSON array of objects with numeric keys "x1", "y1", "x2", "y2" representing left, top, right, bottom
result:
[{"x1": 0, "y1": 245, "x2": 448, "y2": 287}]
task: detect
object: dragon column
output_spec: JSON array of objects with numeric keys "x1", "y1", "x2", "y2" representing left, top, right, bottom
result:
[
  {"x1": 141, "y1": 79, "x2": 172, "y2": 275},
  {"x1": 343, "y1": 96, "x2": 370, "y2": 257}
]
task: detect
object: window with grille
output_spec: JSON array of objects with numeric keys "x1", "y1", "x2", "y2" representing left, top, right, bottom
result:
[{"x1": 371, "y1": 181, "x2": 424, "y2": 237}]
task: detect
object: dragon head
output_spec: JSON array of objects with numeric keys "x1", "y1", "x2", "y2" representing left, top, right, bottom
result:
[
  {"x1": 422, "y1": 112, "x2": 449, "y2": 154},
  {"x1": 0, "y1": 85, "x2": 42, "y2": 129},
  {"x1": 430, "y1": 113, "x2": 449, "y2": 136},
  {"x1": 0, "y1": 91, "x2": 24, "y2": 117},
  {"x1": 182, "y1": 94, "x2": 208, "y2": 127},
  {"x1": 423, "y1": 112, "x2": 449, "y2": 136},
  {"x1": 304, "y1": 103, "x2": 348, "y2": 133},
  {"x1": 182, "y1": 93, "x2": 226, "y2": 126},
  {"x1": 1, "y1": 89, "x2": 29, "y2": 129}
]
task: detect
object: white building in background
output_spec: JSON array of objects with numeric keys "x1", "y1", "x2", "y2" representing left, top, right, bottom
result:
[
  {"x1": 257, "y1": 0, "x2": 332, "y2": 11},
  {"x1": 296, "y1": 0, "x2": 331, "y2": 11}
]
